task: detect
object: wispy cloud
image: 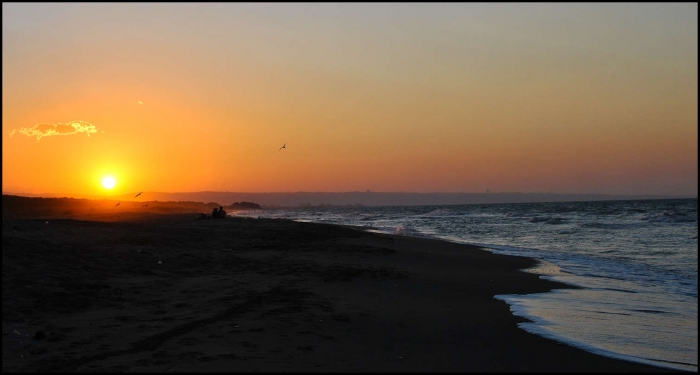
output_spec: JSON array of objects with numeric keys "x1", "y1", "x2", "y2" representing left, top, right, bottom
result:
[{"x1": 9, "y1": 121, "x2": 98, "y2": 141}]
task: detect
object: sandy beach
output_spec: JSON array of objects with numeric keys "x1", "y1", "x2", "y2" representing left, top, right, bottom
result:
[{"x1": 2, "y1": 208, "x2": 682, "y2": 372}]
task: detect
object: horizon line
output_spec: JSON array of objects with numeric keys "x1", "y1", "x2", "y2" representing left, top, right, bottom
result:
[{"x1": 3, "y1": 190, "x2": 696, "y2": 198}]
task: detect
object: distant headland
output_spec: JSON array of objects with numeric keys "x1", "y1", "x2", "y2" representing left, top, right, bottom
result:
[{"x1": 3, "y1": 191, "x2": 694, "y2": 210}]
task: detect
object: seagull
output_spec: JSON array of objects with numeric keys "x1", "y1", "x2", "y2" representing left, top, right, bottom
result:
[
  {"x1": 114, "y1": 202, "x2": 121, "y2": 207},
  {"x1": 135, "y1": 192, "x2": 143, "y2": 198},
  {"x1": 279, "y1": 143, "x2": 287, "y2": 151}
]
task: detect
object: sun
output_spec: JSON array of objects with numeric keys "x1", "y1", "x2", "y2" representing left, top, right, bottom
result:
[{"x1": 102, "y1": 176, "x2": 117, "y2": 189}]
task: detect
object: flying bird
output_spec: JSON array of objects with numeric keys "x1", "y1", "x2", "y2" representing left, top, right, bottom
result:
[
  {"x1": 135, "y1": 192, "x2": 143, "y2": 198},
  {"x1": 142, "y1": 204, "x2": 148, "y2": 207},
  {"x1": 279, "y1": 143, "x2": 287, "y2": 151},
  {"x1": 114, "y1": 202, "x2": 121, "y2": 207}
]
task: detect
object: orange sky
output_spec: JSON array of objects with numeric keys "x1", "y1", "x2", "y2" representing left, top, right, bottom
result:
[{"x1": 2, "y1": 3, "x2": 697, "y2": 197}]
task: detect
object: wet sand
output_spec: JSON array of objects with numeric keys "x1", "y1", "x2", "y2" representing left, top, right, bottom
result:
[{"x1": 2, "y1": 211, "x2": 681, "y2": 372}]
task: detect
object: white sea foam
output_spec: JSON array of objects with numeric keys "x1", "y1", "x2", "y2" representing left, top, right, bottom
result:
[
  {"x1": 643, "y1": 211, "x2": 696, "y2": 223},
  {"x1": 394, "y1": 224, "x2": 425, "y2": 237},
  {"x1": 524, "y1": 259, "x2": 562, "y2": 276},
  {"x1": 420, "y1": 208, "x2": 453, "y2": 217}
]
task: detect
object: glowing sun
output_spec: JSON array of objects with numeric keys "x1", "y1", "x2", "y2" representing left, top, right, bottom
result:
[{"x1": 102, "y1": 176, "x2": 117, "y2": 189}]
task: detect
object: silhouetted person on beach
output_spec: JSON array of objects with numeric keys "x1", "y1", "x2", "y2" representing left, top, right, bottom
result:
[
  {"x1": 211, "y1": 207, "x2": 219, "y2": 219},
  {"x1": 217, "y1": 206, "x2": 226, "y2": 219}
]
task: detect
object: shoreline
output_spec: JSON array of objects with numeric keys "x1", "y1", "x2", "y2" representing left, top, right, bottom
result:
[{"x1": 2, "y1": 213, "x2": 683, "y2": 372}]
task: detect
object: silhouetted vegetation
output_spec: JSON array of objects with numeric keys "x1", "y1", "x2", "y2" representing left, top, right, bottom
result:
[
  {"x1": 226, "y1": 201, "x2": 262, "y2": 210},
  {"x1": 1, "y1": 195, "x2": 263, "y2": 220}
]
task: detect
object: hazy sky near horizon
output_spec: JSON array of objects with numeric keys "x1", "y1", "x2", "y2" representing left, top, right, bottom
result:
[{"x1": 2, "y1": 3, "x2": 697, "y2": 196}]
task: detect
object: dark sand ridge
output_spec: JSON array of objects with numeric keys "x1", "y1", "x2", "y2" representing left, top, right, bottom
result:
[{"x1": 2, "y1": 211, "x2": 683, "y2": 372}]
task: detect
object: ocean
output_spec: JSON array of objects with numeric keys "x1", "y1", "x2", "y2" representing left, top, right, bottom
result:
[{"x1": 233, "y1": 198, "x2": 698, "y2": 372}]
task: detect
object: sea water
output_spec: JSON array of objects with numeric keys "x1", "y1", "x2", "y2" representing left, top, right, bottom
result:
[{"x1": 233, "y1": 198, "x2": 698, "y2": 372}]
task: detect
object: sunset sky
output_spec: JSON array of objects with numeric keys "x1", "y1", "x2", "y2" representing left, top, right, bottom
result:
[{"x1": 2, "y1": 3, "x2": 697, "y2": 197}]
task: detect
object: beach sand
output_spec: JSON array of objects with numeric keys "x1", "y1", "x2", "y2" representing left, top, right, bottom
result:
[{"x1": 2, "y1": 210, "x2": 681, "y2": 372}]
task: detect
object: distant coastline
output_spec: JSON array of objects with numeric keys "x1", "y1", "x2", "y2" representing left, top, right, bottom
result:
[{"x1": 2, "y1": 191, "x2": 695, "y2": 209}]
